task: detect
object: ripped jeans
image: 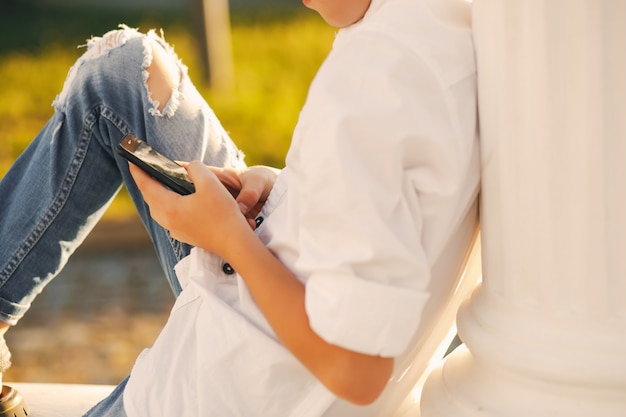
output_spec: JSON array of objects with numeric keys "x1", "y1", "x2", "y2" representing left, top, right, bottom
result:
[{"x1": 0, "y1": 26, "x2": 244, "y2": 416}]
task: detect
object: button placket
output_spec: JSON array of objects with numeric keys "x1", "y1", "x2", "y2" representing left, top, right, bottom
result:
[{"x1": 220, "y1": 217, "x2": 265, "y2": 277}]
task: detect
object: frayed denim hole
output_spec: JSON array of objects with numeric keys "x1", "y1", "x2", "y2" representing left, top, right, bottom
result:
[
  {"x1": 52, "y1": 25, "x2": 142, "y2": 112},
  {"x1": 144, "y1": 30, "x2": 187, "y2": 118}
]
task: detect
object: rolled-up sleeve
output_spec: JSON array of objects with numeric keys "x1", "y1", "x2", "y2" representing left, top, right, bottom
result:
[
  {"x1": 305, "y1": 271, "x2": 431, "y2": 357},
  {"x1": 287, "y1": 29, "x2": 468, "y2": 357}
]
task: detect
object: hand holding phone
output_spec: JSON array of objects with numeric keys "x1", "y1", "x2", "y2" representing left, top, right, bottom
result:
[{"x1": 116, "y1": 134, "x2": 195, "y2": 195}]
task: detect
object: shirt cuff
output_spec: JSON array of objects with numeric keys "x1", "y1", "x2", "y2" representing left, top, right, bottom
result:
[{"x1": 305, "y1": 271, "x2": 430, "y2": 357}]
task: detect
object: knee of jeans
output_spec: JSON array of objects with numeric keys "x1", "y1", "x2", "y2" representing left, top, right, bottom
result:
[{"x1": 52, "y1": 25, "x2": 186, "y2": 118}]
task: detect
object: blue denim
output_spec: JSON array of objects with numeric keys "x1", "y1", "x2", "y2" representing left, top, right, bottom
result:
[
  {"x1": 0, "y1": 26, "x2": 243, "y2": 416},
  {"x1": 83, "y1": 377, "x2": 129, "y2": 417}
]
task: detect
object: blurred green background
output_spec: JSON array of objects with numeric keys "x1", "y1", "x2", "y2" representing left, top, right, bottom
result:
[{"x1": 0, "y1": 0, "x2": 334, "y2": 219}]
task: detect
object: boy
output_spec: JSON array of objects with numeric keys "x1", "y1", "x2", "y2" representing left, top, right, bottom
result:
[{"x1": 0, "y1": 0, "x2": 478, "y2": 415}]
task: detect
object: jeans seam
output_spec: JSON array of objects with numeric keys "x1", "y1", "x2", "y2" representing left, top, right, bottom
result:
[
  {"x1": 0, "y1": 110, "x2": 98, "y2": 287},
  {"x1": 98, "y1": 105, "x2": 132, "y2": 148}
]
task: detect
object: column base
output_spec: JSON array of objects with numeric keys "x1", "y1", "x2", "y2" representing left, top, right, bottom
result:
[{"x1": 421, "y1": 345, "x2": 626, "y2": 417}]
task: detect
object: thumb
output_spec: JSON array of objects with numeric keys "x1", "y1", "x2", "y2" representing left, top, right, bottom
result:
[{"x1": 184, "y1": 161, "x2": 217, "y2": 189}]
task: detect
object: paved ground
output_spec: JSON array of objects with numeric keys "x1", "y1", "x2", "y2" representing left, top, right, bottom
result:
[{"x1": 4, "y1": 217, "x2": 173, "y2": 386}]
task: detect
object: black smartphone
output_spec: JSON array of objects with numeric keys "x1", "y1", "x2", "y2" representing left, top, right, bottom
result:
[{"x1": 116, "y1": 134, "x2": 195, "y2": 195}]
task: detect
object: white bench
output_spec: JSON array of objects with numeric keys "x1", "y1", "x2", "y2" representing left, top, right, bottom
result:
[{"x1": 5, "y1": 383, "x2": 114, "y2": 417}]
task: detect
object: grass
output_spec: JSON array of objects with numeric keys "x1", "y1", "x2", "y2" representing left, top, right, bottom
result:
[{"x1": 0, "y1": 2, "x2": 335, "y2": 219}]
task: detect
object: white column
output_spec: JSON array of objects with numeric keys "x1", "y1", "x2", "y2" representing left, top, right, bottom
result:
[{"x1": 420, "y1": 1, "x2": 626, "y2": 416}]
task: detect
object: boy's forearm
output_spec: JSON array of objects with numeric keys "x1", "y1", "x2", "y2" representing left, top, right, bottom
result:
[{"x1": 226, "y1": 232, "x2": 394, "y2": 405}]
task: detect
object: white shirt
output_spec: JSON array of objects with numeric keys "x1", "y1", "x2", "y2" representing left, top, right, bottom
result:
[{"x1": 124, "y1": 0, "x2": 479, "y2": 415}]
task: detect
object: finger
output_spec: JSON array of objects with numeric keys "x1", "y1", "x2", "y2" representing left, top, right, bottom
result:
[
  {"x1": 185, "y1": 162, "x2": 244, "y2": 218},
  {"x1": 207, "y1": 166, "x2": 242, "y2": 197},
  {"x1": 236, "y1": 175, "x2": 267, "y2": 215},
  {"x1": 184, "y1": 161, "x2": 227, "y2": 196},
  {"x1": 207, "y1": 166, "x2": 240, "y2": 187}
]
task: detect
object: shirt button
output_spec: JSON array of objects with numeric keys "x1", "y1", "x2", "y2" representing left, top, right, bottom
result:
[
  {"x1": 255, "y1": 216, "x2": 264, "y2": 228},
  {"x1": 222, "y1": 262, "x2": 235, "y2": 275}
]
